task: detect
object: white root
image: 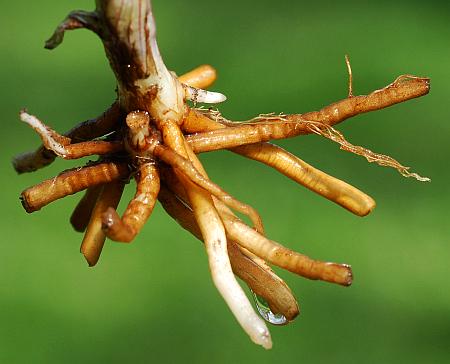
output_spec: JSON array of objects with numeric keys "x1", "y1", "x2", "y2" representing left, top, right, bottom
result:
[
  {"x1": 188, "y1": 185, "x2": 272, "y2": 349},
  {"x1": 183, "y1": 84, "x2": 227, "y2": 104},
  {"x1": 19, "y1": 111, "x2": 67, "y2": 157},
  {"x1": 179, "y1": 140, "x2": 272, "y2": 348}
]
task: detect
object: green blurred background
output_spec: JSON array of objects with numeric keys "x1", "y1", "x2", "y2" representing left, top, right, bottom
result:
[{"x1": 1, "y1": 0, "x2": 449, "y2": 363}]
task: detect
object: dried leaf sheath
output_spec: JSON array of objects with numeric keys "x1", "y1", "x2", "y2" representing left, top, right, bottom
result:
[{"x1": 14, "y1": 0, "x2": 430, "y2": 350}]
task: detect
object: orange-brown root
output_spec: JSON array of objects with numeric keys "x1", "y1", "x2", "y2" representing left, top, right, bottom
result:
[
  {"x1": 102, "y1": 163, "x2": 160, "y2": 242},
  {"x1": 21, "y1": 161, "x2": 129, "y2": 213},
  {"x1": 81, "y1": 181, "x2": 125, "y2": 267},
  {"x1": 70, "y1": 186, "x2": 103, "y2": 232}
]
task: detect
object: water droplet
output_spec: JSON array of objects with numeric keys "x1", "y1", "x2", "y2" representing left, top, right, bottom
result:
[{"x1": 251, "y1": 291, "x2": 288, "y2": 326}]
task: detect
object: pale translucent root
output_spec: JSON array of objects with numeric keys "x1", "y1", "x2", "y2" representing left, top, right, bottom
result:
[
  {"x1": 180, "y1": 150, "x2": 272, "y2": 347},
  {"x1": 190, "y1": 184, "x2": 272, "y2": 349},
  {"x1": 183, "y1": 84, "x2": 227, "y2": 104},
  {"x1": 157, "y1": 183, "x2": 299, "y2": 321},
  {"x1": 182, "y1": 143, "x2": 273, "y2": 343},
  {"x1": 158, "y1": 123, "x2": 272, "y2": 349}
]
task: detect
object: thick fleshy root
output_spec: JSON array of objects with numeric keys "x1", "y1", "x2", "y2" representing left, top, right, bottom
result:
[
  {"x1": 181, "y1": 111, "x2": 376, "y2": 216},
  {"x1": 81, "y1": 181, "x2": 125, "y2": 266},
  {"x1": 21, "y1": 162, "x2": 129, "y2": 213},
  {"x1": 158, "y1": 185, "x2": 299, "y2": 321},
  {"x1": 14, "y1": 0, "x2": 431, "y2": 350},
  {"x1": 102, "y1": 163, "x2": 160, "y2": 243},
  {"x1": 70, "y1": 186, "x2": 103, "y2": 232},
  {"x1": 154, "y1": 116, "x2": 272, "y2": 348}
]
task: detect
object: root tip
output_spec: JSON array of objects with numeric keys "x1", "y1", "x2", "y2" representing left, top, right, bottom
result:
[
  {"x1": 343, "y1": 264, "x2": 353, "y2": 286},
  {"x1": 81, "y1": 250, "x2": 99, "y2": 267},
  {"x1": 358, "y1": 198, "x2": 377, "y2": 217},
  {"x1": 20, "y1": 193, "x2": 35, "y2": 213},
  {"x1": 256, "y1": 331, "x2": 273, "y2": 350}
]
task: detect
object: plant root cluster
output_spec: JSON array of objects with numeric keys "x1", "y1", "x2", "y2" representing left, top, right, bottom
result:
[{"x1": 13, "y1": 0, "x2": 430, "y2": 349}]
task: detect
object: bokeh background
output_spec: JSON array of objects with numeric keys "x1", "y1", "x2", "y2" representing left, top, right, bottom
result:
[{"x1": 1, "y1": 0, "x2": 449, "y2": 363}]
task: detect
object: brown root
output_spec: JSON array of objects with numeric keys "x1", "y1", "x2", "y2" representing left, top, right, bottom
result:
[
  {"x1": 13, "y1": 102, "x2": 123, "y2": 173},
  {"x1": 14, "y1": 0, "x2": 432, "y2": 350},
  {"x1": 81, "y1": 181, "x2": 125, "y2": 267},
  {"x1": 102, "y1": 163, "x2": 160, "y2": 242},
  {"x1": 70, "y1": 186, "x2": 103, "y2": 232},
  {"x1": 21, "y1": 162, "x2": 129, "y2": 213},
  {"x1": 158, "y1": 185, "x2": 299, "y2": 321}
]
